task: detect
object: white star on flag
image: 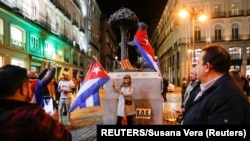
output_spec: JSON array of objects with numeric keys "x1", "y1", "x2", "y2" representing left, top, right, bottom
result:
[
  {"x1": 69, "y1": 59, "x2": 110, "y2": 112},
  {"x1": 92, "y1": 66, "x2": 100, "y2": 74}
]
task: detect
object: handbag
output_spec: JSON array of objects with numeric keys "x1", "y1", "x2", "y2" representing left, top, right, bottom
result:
[{"x1": 124, "y1": 95, "x2": 133, "y2": 105}]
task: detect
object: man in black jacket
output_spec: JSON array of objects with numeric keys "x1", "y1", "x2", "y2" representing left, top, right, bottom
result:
[
  {"x1": 176, "y1": 66, "x2": 200, "y2": 121},
  {"x1": 240, "y1": 72, "x2": 250, "y2": 96},
  {"x1": 182, "y1": 44, "x2": 250, "y2": 125},
  {"x1": 161, "y1": 77, "x2": 168, "y2": 102}
]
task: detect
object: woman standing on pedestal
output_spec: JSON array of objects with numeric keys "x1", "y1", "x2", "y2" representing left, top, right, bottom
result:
[{"x1": 112, "y1": 74, "x2": 136, "y2": 125}]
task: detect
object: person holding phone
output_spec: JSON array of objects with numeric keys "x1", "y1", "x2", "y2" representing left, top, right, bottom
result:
[{"x1": 0, "y1": 64, "x2": 72, "y2": 140}]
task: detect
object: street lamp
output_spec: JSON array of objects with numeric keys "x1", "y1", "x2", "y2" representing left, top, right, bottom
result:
[
  {"x1": 179, "y1": 6, "x2": 207, "y2": 65},
  {"x1": 115, "y1": 56, "x2": 118, "y2": 69}
]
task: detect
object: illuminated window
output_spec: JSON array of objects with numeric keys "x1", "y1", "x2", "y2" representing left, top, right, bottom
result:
[
  {"x1": 0, "y1": 19, "x2": 3, "y2": 44},
  {"x1": 31, "y1": 35, "x2": 38, "y2": 49},
  {"x1": 0, "y1": 55, "x2": 3, "y2": 67},
  {"x1": 10, "y1": 25, "x2": 25, "y2": 50},
  {"x1": 246, "y1": 65, "x2": 250, "y2": 76},
  {"x1": 246, "y1": 47, "x2": 250, "y2": 59},
  {"x1": 214, "y1": 4, "x2": 220, "y2": 12},
  {"x1": 11, "y1": 58, "x2": 25, "y2": 68},
  {"x1": 231, "y1": 2, "x2": 239, "y2": 16},
  {"x1": 44, "y1": 41, "x2": 55, "y2": 59},
  {"x1": 88, "y1": 21, "x2": 91, "y2": 30},
  {"x1": 229, "y1": 47, "x2": 241, "y2": 59}
]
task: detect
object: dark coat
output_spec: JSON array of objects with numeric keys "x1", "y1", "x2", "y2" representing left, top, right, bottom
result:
[
  {"x1": 162, "y1": 78, "x2": 169, "y2": 93},
  {"x1": 182, "y1": 74, "x2": 250, "y2": 125}
]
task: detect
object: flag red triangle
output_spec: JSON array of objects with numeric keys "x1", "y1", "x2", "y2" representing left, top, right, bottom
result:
[{"x1": 84, "y1": 60, "x2": 109, "y2": 80}]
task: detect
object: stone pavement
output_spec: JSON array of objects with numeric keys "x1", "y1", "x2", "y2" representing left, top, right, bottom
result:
[{"x1": 68, "y1": 87, "x2": 181, "y2": 141}]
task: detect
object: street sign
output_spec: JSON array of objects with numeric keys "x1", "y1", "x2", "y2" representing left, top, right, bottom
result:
[{"x1": 136, "y1": 108, "x2": 151, "y2": 119}]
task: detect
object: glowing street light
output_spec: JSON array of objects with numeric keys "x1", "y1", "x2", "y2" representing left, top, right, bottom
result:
[
  {"x1": 114, "y1": 56, "x2": 118, "y2": 70},
  {"x1": 179, "y1": 5, "x2": 207, "y2": 64}
]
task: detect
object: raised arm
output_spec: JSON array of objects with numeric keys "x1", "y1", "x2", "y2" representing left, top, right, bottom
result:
[
  {"x1": 41, "y1": 63, "x2": 56, "y2": 86},
  {"x1": 112, "y1": 80, "x2": 121, "y2": 93},
  {"x1": 38, "y1": 68, "x2": 48, "y2": 80}
]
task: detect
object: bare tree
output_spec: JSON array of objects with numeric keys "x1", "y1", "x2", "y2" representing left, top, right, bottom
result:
[{"x1": 108, "y1": 7, "x2": 139, "y2": 60}]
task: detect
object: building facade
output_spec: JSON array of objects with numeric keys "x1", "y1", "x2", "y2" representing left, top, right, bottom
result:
[
  {"x1": 99, "y1": 15, "x2": 119, "y2": 73},
  {"x1": 0, "y1": 0, "x2": 102, "y2": 80},
  {"x1": 151, "y1": 0, "x2": 250, "y2": 86}
]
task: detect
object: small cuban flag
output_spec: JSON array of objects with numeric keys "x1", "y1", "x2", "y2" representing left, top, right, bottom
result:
[{"x1": 69, "y1": 59, "x2": 110, "y2": 112}]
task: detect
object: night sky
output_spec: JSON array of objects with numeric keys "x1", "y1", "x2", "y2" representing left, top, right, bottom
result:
[
  {"x1": 96, "y1": 0, "x2": 168, "y2": 66},
  {"x1": 96, "y1": 0, "x2": 168, "y2": 38}
]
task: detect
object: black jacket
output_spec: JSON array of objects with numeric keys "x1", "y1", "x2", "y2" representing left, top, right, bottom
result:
[
  {"x1": 162, "y1": 78, "x2": 168, "y2": 93},
  {"x1": 182, "y1": 73, "x2": 250, "y2": 125}
]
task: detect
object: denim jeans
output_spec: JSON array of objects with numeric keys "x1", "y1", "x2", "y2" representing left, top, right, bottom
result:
[{"x1": 58, "y1": 98, "x2": 71, "y2": 124}]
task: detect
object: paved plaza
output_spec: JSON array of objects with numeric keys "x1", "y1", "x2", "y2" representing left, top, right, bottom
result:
[{"x1": 68, "y1": 87, "x2": 181, "y2": 141}]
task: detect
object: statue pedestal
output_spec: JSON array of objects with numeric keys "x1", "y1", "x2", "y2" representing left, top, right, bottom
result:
[{"x1": 103, "y1": 72, "x2": 162, "y2": 124}]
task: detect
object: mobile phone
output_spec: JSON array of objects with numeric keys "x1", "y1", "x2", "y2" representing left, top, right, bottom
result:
[{"x1": 43, "y1": 96, "x2": 54, "y2": 113}]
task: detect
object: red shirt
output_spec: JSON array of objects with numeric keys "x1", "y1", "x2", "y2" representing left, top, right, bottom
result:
[{"x1": 29, "y1": 79, "x2": 38, "y2": 94}]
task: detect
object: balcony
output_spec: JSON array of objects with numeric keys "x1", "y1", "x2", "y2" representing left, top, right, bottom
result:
[
  {"x1": 50, "y1": 0, "x2": 71, "y2": 20},
  {"x1": 80, "y1": 27, "x2": 85, "y2": 33},
  {"x1": 211, "y1": 12, "x2": 226, "y2": 18},
  {"x1": 72, "y1": 19, "x2": 79, "y2": 27},
  {"x1": 229, "y1": 10, "x2": 243, "y2": 17},
  {"x1": 72, "y1": 0, "x2": 81, "y2": 11},
  {"x1": 247, "y1": 9, "x2": 250, "y2": 16}
]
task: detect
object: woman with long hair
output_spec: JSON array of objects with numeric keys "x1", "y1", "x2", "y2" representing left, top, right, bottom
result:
[{"x1": 112, "y1": 74, "x2": 136, "y2": 125}]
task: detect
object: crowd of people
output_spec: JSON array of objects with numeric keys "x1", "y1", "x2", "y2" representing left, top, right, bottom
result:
[
  {"x1": 0, "y1": 60, "x2": 88, "y2": 140},
  {"x1": 1, "y1": 43, "x2": 250, "y2": 140},
  {"x1": 110, "y1": 44, "x2": 250, "y2": 125}
]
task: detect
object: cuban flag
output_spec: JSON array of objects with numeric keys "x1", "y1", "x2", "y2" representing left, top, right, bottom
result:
[
  {"x1": 69, "y1": 59, "x2": 110, "y2": 112},
  {"x1": 133, "y1": 29, "x2": 160, "y2": 73}
]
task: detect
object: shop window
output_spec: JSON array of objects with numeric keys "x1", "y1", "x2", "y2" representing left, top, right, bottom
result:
[
  {"x1": 0, "y1": 19, "x2": 3, "y2": 44},
  {"x1": 0, "y1": 56, "x2": 3, "y2": 67},
  {"x1": 10, "y1": 25, "x2": 26, "y2": 50},
  {"x1": 11, "y1": 58, "x2": 25, "y2": 68},
  {"x1": 229, "y1": 47, "x2": 241, "y2": 59},
  {"x1": 44, "y1": 41, "x2": 55, "y2": 59}
]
